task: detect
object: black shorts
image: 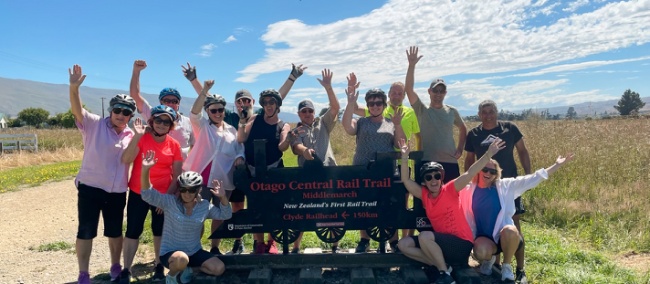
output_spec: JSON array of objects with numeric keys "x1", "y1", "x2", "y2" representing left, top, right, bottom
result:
[
  {"x1": 514, "y1": 196, "x2": 525, "y2": 215},
  {"x1": 76, "y1": 183, "x2": 126, "y2": 239},
  {"x1": 496, "y1": 235, "x2": 524, "y2": 255},
  {"x1": 416, "y1": 161, "x2": 460, "y2": 184},
  {"x1": 160, "y1": 249, "x2": 216, "y2": 268},
  {"x1": 411, "y1": 232, "x2": 473, "y2": 267},
  {"x1": 125, "y1": 190, "x2": 164, "y2": 239}
]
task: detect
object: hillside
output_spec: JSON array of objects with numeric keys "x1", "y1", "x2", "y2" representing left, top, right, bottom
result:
[{"x1": 0, "y1": 77, "x2": 299, "y2": 122}]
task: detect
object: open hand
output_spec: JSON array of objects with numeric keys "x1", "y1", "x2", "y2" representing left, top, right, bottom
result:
[
  {"x1": 487, "y1": 138, "x2": 505, "y2": 157},
  {"x1": 133, "y1": 117, "x2": 146, "y2": 136},
  {"x1": 406, "y1": 46, "x2": 423, "y2": 66},
  {"x1": 69, "y1": 65, "x2": 86, "y2": 87},
  {"x1": 390, "y1": 107, "x2": 404, "y2": 126},
  {"x1": 182, "y1": 62, "x2": 197, "y2": 81},
  {"x1": 556, "y1": 153, "x2": 575, "y2": 165},
  {"x1": 142, "y1": 150, "x2": 157, "y2": 169},
  {"x1": 210, "y1": 179, "x2": 225, "y2": 199},
  {"x1": 316, "y1": 68, "x2": 333, "y2": 88},
  {"x1": 290, "y1": 63, "x2": 307, "y2": 80}
]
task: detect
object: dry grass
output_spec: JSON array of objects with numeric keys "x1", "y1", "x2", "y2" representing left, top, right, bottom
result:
[{"x1": 0, "y1": 128, "x2": 83, "y2": 171}]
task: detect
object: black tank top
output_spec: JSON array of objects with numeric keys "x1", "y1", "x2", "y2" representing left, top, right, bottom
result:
[{"x1": 244, "y1": 114, "x2": 283, "y2": 166}]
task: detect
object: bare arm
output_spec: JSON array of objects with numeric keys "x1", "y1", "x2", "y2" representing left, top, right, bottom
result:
[
  {"x1": 236, "y1": 115, "x2": 255, "y2": 143},
  {"x1": 545, "y1": 153, "x2": 575, "y2": 175},
  {"x1": 454, "y1": 139, "x2": 505, "y2": 191},
  {"x1": 181, "y1": 62, "x2": 204, "y2": 96},
  {"x1": 454, "y1": 118, "x2": 467, "y2": 159},
  {"x1": 463, "y1": 151, "x2": 476, "y2": 172},
  {"x1": 515, "y1": 138, "x2": 532, "y2": 174},
  {"x1": 130, "y1": 60, "x2": 148, "y2": 112},
  {"x1": 317, "y1": 69, "x2": 341, "y2": 117},
  {"x1": 167, "y1": 160, "x2": 182, "y2": 194},
  {"x1": 278, "y1": 123, "x2": 291, "y2": 152},
  {"x1": 405, "y1": 46, "x2": 423, "y2": 106},
  {"x1": 141, "y1": 150, "x2": 156, "y2": 191},
  {"x1": 191, "y1": 80, "x2": 214, "y2": 115},
  {"x1": 68, "y1": 65, "x2": 86, "y2": 125},
  {"x1": 399, "y1": 139, "x2": 422, "y2": 199},
  {"x1": 353, "y1": 105, "x2": 367, "y2": 117},
  {"x1": 121, "y1": 118, "x2": 146, "y2": 164},
  {"x1": 342, "y1": 73, "x2": 360, "y2": 135},
  {"x1": 278, "y1": 63, "x2": 307, "y2": 99},
  {"x1": 391, "y1": 108, "x2": 406, "y2": 149}
]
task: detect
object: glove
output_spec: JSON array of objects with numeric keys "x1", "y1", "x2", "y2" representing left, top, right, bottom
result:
[
  {"x1": 184, "y1": 66, "x2": 197, "y2": 81},
  {"x1": 289, "y1": 64, "x2": 304, "y2": 80}
]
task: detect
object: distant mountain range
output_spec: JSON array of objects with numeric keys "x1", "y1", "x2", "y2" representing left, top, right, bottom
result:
[
  {"x1": 0, "y1": 77, "x2": 300, "y2": 123},
  {"x1": 0, "y1": 77, "x2": 648, "y2": 120}
]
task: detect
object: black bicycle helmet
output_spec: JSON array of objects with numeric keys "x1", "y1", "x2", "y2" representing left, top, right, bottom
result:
[
  {"x1": 419, "y1": 161, "x2": 445, "y2": 182},
  {"x1": 365, "y1": 88, "x2": 387, "y2": 106},
  {"x1": 150, "y1": 105, "x2": 178, "y2": 121},
  {"x1": 259, "y1": 89, "x2": 282, "y2": 107},
  {"x1": 109, "y1": 94, "x2": 136, "y2": 112},
  {"x1": 204, "y1": 94, "x2": 227, "y2": 109},
  {"x1": 177, "y1": 171, "x2": 203, "y2": 188}
]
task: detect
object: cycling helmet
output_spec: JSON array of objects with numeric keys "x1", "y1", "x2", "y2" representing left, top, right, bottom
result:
[
  {"x1": 159, "y1": 88, "x2": 181, "y2": 101},
  {"x1": 109, "y1": 94, "x2": 136, "y2": 112},
  {"x1": 177, "y1": 171, "x2": 203, "y2": 188},
  {"x1": 150, "y1": 105, "x2": 178, "y2": 121},
  {"x1": 365, "y1": 88, "x2": 387, "y2": 106},
  {"x1": 259, "y1": 89, "x2": 282, "y2": 107},
  {"x1": 204, "y1": 94, "x2": 227, "y2": 109},
  {"x1": 419, "y1": 161, "x2": 445, "y2": 182}
]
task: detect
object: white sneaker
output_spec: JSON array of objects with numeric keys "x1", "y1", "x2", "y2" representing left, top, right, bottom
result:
[
  {"x1": 179, "y1": 267, "x2": 193, "y2": 284},
  {"x1": 479, "y1": 255, "x2": 496, "y2": 275},
  {"x1": 501, "y1": 263, "x2": 515, "y2": 281}
]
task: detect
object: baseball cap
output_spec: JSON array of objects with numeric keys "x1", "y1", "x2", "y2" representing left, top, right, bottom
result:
[
  {"x1": 298, "y1": 100, "x2": 314, "y2": 111},
  {"x1": 235, "y1": 89, "x2": 253, "y2": 101},
  {"x1": 430, "y1": 78, "x2": 446, "y2": 89}
]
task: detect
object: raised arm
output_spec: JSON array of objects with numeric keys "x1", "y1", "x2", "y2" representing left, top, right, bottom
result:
[
  {"x1": 278, "y1": 63, "x2": 307, "y2": 99},
  {"x1": 68, "y1": 64, "x2": 86, "y2": 125},
  {"x1": 121, "y1": 118, "x2": 146, "y2": 164},
  {"x1": 130, "y1": 60, "x2": 148, "y2": 112},
  {"x1": 405, "y1": 46, "x2": 424, "y2": 106},
  {"x1": 545, "y1": 153, "x2": 574, "y2": 175},
  {"x1": 391, "y1": 108, "x2": 406, "y2": 148},
  {"x1": 278, "y1": 123, "x2": 292, "y2": 152},
  {"x1": 399, "y1": 139, "x2": 422, "y2": 199},
  {"x1": 317, "y1": 68, "x2": 340, "y2": 118},
  {"x1": 341, "y1": 73, "x2": 360, "y2": 136},
  {"x1": 191, "y1": 80, "x2": 214, "y2": 115},
  {"x1": 141, "y1": 150, "x2": 157, "y2": 191},
  {"x1": 182, "y1": 62, "x2": 204, "y2": 96},
  {"x1": 454, "y1": 139, "x2": 505, "y2": 191},
  {"x1": 515, "y1": 138, "x2": 532, "y2": 175}
]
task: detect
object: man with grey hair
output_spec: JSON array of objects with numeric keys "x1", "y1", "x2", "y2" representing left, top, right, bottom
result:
[{"x1": 464, "y1": 99, "x2": 531, "y2": 284}]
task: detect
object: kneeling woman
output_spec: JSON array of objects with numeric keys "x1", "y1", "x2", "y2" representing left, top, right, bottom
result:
[
  {"x1": 460, "y1": 153, "x2": 574, "y2": 282},
  {"x1": 397, "y1": 138, "x2": 504, "y2": 284},
  {"x1": 140, "y1": 150, "x2": 232, "y2": 284}
]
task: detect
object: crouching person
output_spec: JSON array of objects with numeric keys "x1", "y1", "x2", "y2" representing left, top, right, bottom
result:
[{"x1": 140, "y1": 150, "x2": 232, "y2": 284}]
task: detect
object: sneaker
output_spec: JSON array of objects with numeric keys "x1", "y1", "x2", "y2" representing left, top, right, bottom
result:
[
  {"x1": 179, "y1": 267, "x2": 193, "y2": 284},
  {"x1": 291, "y1": 247, "x2": 300, "y2": 254},
  {"x1": 228, "y1": 239, "x2": 244, "y2": 255},
  {"x1": 210, "y1": 246, "x2": 223, "y2": 255},
  {"x1": 389, "y1": 241, "x2": 400, "y2": 253},
  {"x1": 266, "y1": 239, "x2": 279, "y2": 254},
  {"x1": 254, "y1": 240, "x2": 266, "y2": 255},
  {"x1": 77, "y1": 271, "x2": 91, "y2": 284},
  {"x1": 479, "y1": 255, "x2": 496, "y2": 275},
  {"x1": 118, "y1": 268, "x2": 131, "y2": 284},
  {"x1": 152, "y1": 263, "x2": 165, "y2": 282},
  {"x1": 434, "y1": 272, "x2": 456, "y2": 284},
  {"x1": 355, "y1": 239, "x2": 370, "y2": 253},
  {"x1": 516, "y1": 269, "x2": 528, "y2": 284},
  {"x1": 110, "y1": 263, "x2": 122, "y2": 282},
  {"x1": 165, "y1": 274, "x2": 179, "y2": 284},
  {"x1": 501, "y1": 263, "x2": 515, "y2": 282}
]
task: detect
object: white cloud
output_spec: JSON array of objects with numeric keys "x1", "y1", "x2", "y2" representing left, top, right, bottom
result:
[
  {"x1": 236, "y1": 0, "x2": 650, "y2": 110},
  {"x1": 196, "y1": 43, "x2": 217, "y2": 57},
  {"x1": 224, "y1": 36, "x2": 237, "y2": 43},
  {"x1": 563, "y1": 0, "x2": 590, "y2": 12}
]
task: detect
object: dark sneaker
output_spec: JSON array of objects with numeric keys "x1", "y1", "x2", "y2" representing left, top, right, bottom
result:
[
  {"x1": 331, "y1": 245, "x2": 339, "y2": 254},
  {"x1": 266, "y1": 239, "x2": 279, "y2": 254},
  {"x1": 110, "y1": 263, "x2": 122, "y2": 282},
  {"x1": 210, "y1": 246, "x2": 223, "y2": 255},
  {"x1": 78, "y1": 271, "x2": 91, "y2": 284},
  {"x1": 516, "y1": 269, "x2": 528, "y2": 284},
  {"x1": 118, "y1": 268, "x2": 131, "y2": 284},
  {"x1": 152, "y1": 263, "x2": 165, "y2": 282},
  {"x1": 376, "y1": 241, "x2": 388, "y2": 254},
  {"x1": 355, "y1": 239, "x2": 370, "y2": 253},
  {"x1": 291, "y1": 247, "x2": 300, "y2": 254},
  {"x1": 228, "y1": 239, "x2": 244, "y2": 255},
  {"x1": 434, "y1": 272, "x2": 456, "y2": 284},
  {"x1": 390, "y1": 241, "x2": 400, "y2": 253}
]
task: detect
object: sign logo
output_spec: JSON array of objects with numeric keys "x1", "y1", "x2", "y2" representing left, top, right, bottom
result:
[{"x1": 228, "y1": 224, "x2": 234, "y2": 231}]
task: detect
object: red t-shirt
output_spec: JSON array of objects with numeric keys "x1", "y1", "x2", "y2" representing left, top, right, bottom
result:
[
  {"x1": 421, "y1": 181, "x2": 474, "y2": 243},
  {"x1": 128, "y1": 133, "x2": 182, "y2": 194}
]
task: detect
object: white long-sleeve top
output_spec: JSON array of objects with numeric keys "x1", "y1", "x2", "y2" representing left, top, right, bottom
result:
[
  {"x1": 459, "y1": 168, "x2": 549, "y2": 243},
  {"x1": 183, "y1": 112, "x2": 244, "y2": 190}
]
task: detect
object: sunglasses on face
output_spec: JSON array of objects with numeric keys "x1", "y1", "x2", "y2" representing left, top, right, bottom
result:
[
  {"x1": 179, "y1": 186, "x2": 199, "y2": 194},
  {"x1": 161, "y1": 98, "x2": 180, "y2": 105},
  {"x1": 300, "y1": 109, "x2": 314, "y2": 114},
  {"x1": 153, "y1": 117, "x2": 172, "y2": 126},
  {"x1": 261, "y1": 100, "x2": 276, "y2": 106},
  {"x1": 424, "y1": 172, "x2": 442, "y2": 181},
  {"x1": 430, "y1": 88, "x2": 446, "y2": 94},
  {"x1": 237, "y1": 98, "x2": 251, "y2": 104},
  {"x1": 482, "y1": 167, "x2": 498, "y2": 175},
  {"x1": 112, "y1": 108, "x2": 133, "y2": 116},
  {"x1": 367, "y1": 101, "x2": 384, "y2": 107},
  {"x1": 209, "y1": 108, "x2": 225, "y2": 114}
]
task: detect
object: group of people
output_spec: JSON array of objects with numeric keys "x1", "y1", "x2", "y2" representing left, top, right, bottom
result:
[{"x1": 70, "y1": 45, "x2": 573, "y2": 284}]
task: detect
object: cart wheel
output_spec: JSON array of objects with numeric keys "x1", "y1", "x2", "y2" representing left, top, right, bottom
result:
[
  {"x1": 315, "y1": 227, "x2": 346, "y2": 243},
  {"x1": 366, "y1": 226, "x2": 396, "y2": 242},
  {"x1": 270, "y1": 228, "x2": 301, "y2": 245}
]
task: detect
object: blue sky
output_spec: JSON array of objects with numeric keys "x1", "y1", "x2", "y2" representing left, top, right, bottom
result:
[{"x1": 1, "y1": 0, "x2": 649, "y2": 115}]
